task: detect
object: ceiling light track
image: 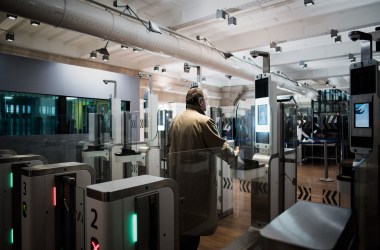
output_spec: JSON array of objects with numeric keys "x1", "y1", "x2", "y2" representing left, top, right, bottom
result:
[{"x1": 0, "y1": 0, "x2": 318, "y2": 99}]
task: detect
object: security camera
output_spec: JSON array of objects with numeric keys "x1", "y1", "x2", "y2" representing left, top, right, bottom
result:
[
  {"x1": 250, "y1": 50, "x2": 259, "y2": 58},
  {"x1": 250, "y1": 50, "x2": 269, "y2": 58},
  {"x1": 138, "y1": 72, "x2": 151, "y2": 79},
  {"x1": 103, "y1": 80, "x2": 116, "y2": 84},
  {"x1": 348, "y1": 31, "x2": 372, "y2": 42},
  {"x1": 348, "y1": 31, "x2": 360, "y2": 42}
]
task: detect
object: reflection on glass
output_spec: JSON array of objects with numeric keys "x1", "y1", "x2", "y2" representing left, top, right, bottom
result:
[{"x1": 0, "y1": 91, "x2": 130, "y2": 135}]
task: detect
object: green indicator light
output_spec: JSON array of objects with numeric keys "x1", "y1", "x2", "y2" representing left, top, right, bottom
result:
[
  {"x1": 9, "y1": 172, "x2": 13, "y2": 188},
  {"x1": 10, "y1": 228, "x2": 14, "y2": 244},
  {"x1": 132, "y1": 213, "x2": 138, "y2": 243}
]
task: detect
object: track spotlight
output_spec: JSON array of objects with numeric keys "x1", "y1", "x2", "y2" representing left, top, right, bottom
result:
[
  {"x1": 225, "y1": 75, "x2": 233, "y2": 79},
  {"x1": 7, "y1": 14, "x2": 17, "y2": 20},
  {"x1": 275, "y1": 46, "x2": 282, "y2": 52},
  {"x1": 6, "y1": 32, "x2": 14, "y2": 42},
  {"x1": 161, "y1": 68, "x2": 167, "y2": 73},
  {"x1": 330, "y1": 29, "x2": 338, "y2": 38},
  {"x1": 216, "y1": 9, "x2": 237, "y2": 25},
  {"x1": 133, "y1": 48, "x2": 140, "y2": 53},
  {"x1": 90, "y1": 51, "x2": 97, "y2": 59},
  {"x1": 299, "y1": 61, "x2": 307, "y2": 68},
  {"x1": 216, "y1": 9, "x2": 227, "y2": 19},
  {"x1": 335, "y1": 35, "x2": 342, "y2": 43},
  {"x1": 223, "y1": 52, "x2": 233, "y2": 59},
  {"x1": 304, "y1": 0, "x2": 314, "y2": 6},
  {"x1": 30, "y1": 20, "x2": 40, "y2": 26},
  {"x1": 228, "y1": 16, "x2": 237, "y2": 25},
  {"x1": 96, "y1": 41, "x2": 110, "y2": 56},
  {"x1": 184, "y1": 63, "x2": 191, "y2": 73},
  {"x1": 102, "y1": 54, "x2": 109, "y2": 61},
  {"x1": 154, "y1": 65, "x2": 159, "y2": 72},
  {"x1": 270, "y1": 41, "x2": 277, "y2": 48},
  {"x1": 121, "y1": 45, "x2": 128, "y2": 50},
  {"x1": 349, "y1": 53, "x2": 356, "y2": 62}
]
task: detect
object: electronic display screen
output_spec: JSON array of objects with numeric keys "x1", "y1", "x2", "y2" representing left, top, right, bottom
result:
[
  {"x1": 255, "y1": 78, "x2": 269, "y2": 98},
  {"x1": 354, "y1": 103, "x2": 370, "y2": 128},
  {"x1": 256, "y1": 132, "x2": 269, "y2": 144},
  {"x1": 350, "y1": 65, "x2": 376, "y2": 95},
  {"x1": 258, "y1": 104, "x2": 268, "y2": 125}
]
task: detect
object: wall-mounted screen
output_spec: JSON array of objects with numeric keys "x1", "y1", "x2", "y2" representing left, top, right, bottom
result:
[
  {"x1": 354, "y1": 102, "x2": 370, "y2": 128},
  {"x1": 258, "y1": 104, "x2": 268, "y2": 125},
  {"x1": 255, "y1": 77, "x2": 269, "y2": 98}
]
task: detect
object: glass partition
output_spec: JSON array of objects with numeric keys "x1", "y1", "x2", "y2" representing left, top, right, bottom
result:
[
  {"x1": 167, "y1": 147, "x2": 252, "y2": 244},
  {"x1": 78, "y1": 111, "x2": 143, "y2": 183},
  {"x1": 296, "y1": 90, "x2": 352, "y2": 208},
  {"x1": 0, "y1": 91, "x2": 130, "y2": 136}
]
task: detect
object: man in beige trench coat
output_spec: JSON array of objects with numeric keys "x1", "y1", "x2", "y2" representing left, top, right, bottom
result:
[{"x1": 167, "y1": 87, "x2": 239, "y2": 250}]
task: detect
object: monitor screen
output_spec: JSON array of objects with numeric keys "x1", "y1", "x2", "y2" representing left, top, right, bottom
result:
[
  {"x1": 354, "y1": 103, "x2": 370, "y2": 128},
  {"x1": 258, "y1": 104, "x2": 268, "y2": 125},
  {"x1": 256, "y1": 132, "x2": 269, "y2": 144},
  {"x1": 350, "y1": 65, "x2": 376, "y2": 95},
  {"x1": 255, "y1": 78, "x2": 269, "y2": 98}
]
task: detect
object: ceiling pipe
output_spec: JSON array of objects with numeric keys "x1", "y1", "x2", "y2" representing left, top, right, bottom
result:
[{"x1": 0, "y1": 0, "x2": 318, "y2": 99}]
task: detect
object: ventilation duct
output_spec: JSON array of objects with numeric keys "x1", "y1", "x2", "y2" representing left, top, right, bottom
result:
[{"x1": 0, "y1": 0, "x2": 318, "y2": 99}]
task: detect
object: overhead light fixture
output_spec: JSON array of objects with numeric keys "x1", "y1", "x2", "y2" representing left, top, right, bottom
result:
[
  {"x1": 304, "y1": 0, "x2": 314, "y2": 6},
  {"x1": 133, "y1": 48, "x2": 140, "y2": 53},
  {"x1": 7, "y1": 14, "x2": 17, "y2": 20},
  {"x1": 184, "y1": 63, "x2": 191, "y2": 73},
  {"x1": 228, "y1": 16, "x2": 237, "y2": 25},
  {"x1": 102, "y1": 54, "x2": 109, "y2": 61},
  {"x1": 148, "y1": 21, "x2": 162, "y2": 34},
  {"x1": 96, "y1": 41, "x2": 110, "y2": 56},
  {"x1": 154, "y1": 65, "x2": 159, "y2": 72},
  {"x1": 90, "y1": 51, "x2": 97, "y2": 59},
  {"x1": 216, "y1": 9, "x2": 237, "y2": 25},
  {"x1": 223, "y1": 52, "x2": 233, "y2": 59},
  {"x1": 225, "y1": 75, "x2": 233, "y2": 79},
  {"x1": 30, "y1": 20, "x2": 40, "y2": 26},
  {"x1": 113, "y1": 1, "x2": 161, "y2": 34},
  {"x1": 335, "y1": 35, "x2": 342, "y2": 43},
  {"x1": 270, "y1": 41, "x2": 277, "y2": 48},
  {"x1": 275, "y1": 46, "x2": 282, "y2": 52},
  {"x1": 330, "y1": 29, "x2": 338, "y2": 38},
  {"x1": 161, "y1": 68, "x2": 167, "y2": 74},
  {"x1": 216, "y1": 9, "x2": 227, "y2": 19},
  {"x1": 349, "y1": 53, "x2": 356, "y2": 62},
  {"x1": 5, "y1": 32, "x2": 14, "y2": 42},
  {"x1": 121, "y1": 45, "x2": 128, "y2": 50},
  {"x1": 299, "y1": 61, "x2": 307, "y2": 68}
]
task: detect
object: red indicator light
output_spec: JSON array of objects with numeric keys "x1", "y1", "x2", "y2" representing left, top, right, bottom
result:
[
  {"x1": 53, "y1": 186, "x2": 56, "y2": 206},
  {"x1": 91, "y1": 237, "x2": 100, "y2": 250}
]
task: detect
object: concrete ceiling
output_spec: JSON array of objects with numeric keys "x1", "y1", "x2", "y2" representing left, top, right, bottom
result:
[{"x1": 1, "y1": 0, "x2": 380, "y2": 95}]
